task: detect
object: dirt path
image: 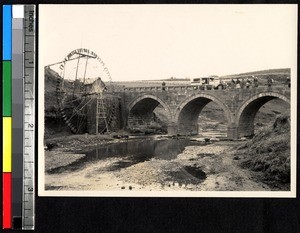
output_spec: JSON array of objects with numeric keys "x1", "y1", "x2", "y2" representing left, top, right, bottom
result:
[{"x1": 45, "y1": 140, "x2": 271, "y2": 192}]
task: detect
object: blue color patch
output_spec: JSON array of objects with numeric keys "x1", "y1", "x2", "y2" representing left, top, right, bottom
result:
[{"x1": 3, "y1": 5, "x2": 12, "y2": 60}]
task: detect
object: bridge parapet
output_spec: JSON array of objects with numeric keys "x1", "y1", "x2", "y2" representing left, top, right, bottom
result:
[
  {"x1": 124, "y1": 85, "x2": 197, "y2": 92},
  {"x1": 123, "y1": 84, "x2": 290, "y2": 94},
  {"x1": 122, "y1": 85, "x2": 289, "y2": 102}
]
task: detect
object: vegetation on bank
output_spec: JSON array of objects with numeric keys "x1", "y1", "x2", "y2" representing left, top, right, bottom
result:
[{"x1": 236, "y1": 113, "x2": 290, "y2": 188}]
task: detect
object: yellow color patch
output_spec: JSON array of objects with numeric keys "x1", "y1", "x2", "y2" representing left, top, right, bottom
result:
[{"x1": 3, "y1": 117, "x2": 12, "y2": 172}]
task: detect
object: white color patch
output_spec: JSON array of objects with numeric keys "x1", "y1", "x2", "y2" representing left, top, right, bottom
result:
[{"x1": 13, "y1": 5, "x2": 24, "y2": 18}]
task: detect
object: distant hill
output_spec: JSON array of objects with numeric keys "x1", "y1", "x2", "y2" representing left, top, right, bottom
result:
[
  {"x1": 221, "y1": 68, "x2": 290, "y2": 79},
  {"x1": 236, "y1": 68, "x2": 290, "y2": 76},
  {"x1": 154, "y1": 77, "x2": 190, "y2": 82}
]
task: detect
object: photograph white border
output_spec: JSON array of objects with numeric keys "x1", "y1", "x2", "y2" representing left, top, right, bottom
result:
[{"x1": 38, "y1": 4, "x2": 297, "y2": 198}]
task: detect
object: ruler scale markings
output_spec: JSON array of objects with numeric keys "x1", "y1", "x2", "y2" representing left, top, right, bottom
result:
[{"x1": 22, "y1": 5, "x2": 35, "y2": 230}]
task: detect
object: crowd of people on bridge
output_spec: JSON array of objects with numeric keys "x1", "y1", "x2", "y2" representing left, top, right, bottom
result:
[
  {"x1": 230, "y1": 77, "x2": 256, "y2": 89},
  {"x1": 160, "y1": 75, "x2": 290, "y2": 91},
  {"x1": 229, "y1": 76, "x2": 277, "y2": 89},
  {"x1": 229, "y1": 76, "x2": 291, "y2": 89}
]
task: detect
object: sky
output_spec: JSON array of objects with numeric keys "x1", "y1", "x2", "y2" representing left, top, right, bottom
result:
[{"x1": 39, "y1": 4, "x2": 297, "y2": 82}]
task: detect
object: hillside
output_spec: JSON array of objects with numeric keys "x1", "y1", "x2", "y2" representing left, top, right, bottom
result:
[
  {"x1": 232, "y1": 68, "x2": 290, "y2": 76},
  {"x1": 235, "y1": 113, "x2": 290, "y2": 189},
  {"x1": 44, "y1": 68, "x2": 61, "y2": 118}
]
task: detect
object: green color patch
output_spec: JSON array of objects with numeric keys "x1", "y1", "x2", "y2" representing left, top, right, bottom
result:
[{"x1": 3, "y1": 61, "x2": 12, "y2": 116}]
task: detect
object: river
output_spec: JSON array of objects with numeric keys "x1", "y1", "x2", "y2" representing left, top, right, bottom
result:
[
  {"x1": 48, "y1": 138, "x2": 203, "y2": 174},
  {"x1": 45, "y1": 137, "x2": 271, "y2": 192}
]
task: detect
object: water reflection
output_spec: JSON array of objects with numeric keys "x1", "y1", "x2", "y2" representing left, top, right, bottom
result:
[
  {"x1": 86, "y1": 138, "x2": 201, "y2": 171},
  {"x1": 48, "y1": 139, "x2": 199, "y2": 174},
  {"x1": 89, "y1": 138, "x2": 194, "y2": 161}
]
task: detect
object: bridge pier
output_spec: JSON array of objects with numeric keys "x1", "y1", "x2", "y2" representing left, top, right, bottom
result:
[
  {"x1": 167, "y1": 123, "x2": 178, "y2": 136},
  {"x1": 177, "y1": 122, "x2": 199, "y2": 136},
  {"x1": 227, "y1": 124, "x2": 239, "y2": 140},
  {"x1": 238, "y1": 124, "x2": 255, "y2": 138}
]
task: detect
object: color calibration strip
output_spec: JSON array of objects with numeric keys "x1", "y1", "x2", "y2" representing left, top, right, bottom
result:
[
  {"x1": 2, "y1": 5, "x2": 35, "y2": 230},
  {"x1": 3, "y1": 5, "x2": 13, "y2": 229}
]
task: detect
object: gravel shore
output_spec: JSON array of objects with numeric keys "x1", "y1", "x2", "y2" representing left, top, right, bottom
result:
[{"x1": 44, "y1": 140, "x2": 271, "y2": 192}]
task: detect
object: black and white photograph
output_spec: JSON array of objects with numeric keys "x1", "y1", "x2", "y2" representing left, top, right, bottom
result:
[{"x1": 38, "y1": 4, "x2": 297, "y2": 197}]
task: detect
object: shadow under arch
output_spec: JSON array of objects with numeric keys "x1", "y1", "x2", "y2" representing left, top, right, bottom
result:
[
  {"x1": 174, "y1": 93, "x2": 232, "y2": 136},
  {"x1": 236, "y1": 92, "x2": 290, "y2": 137},
  {"x1": 127, "y1": 94, "x2": 172, "y2": 131}
]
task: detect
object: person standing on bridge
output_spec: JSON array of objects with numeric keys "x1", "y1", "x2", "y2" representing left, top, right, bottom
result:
[
  {"x1": 241, "y1": 78, "x2": 245, "y2": 89},
  {"x1": 286, "y1": 76, "x2": 290, "y2": 88},
  {"x1": 236, "y1": 78, "x2": 241, "y2": 89},
  {"x1": 267, "y1": 76, "x2": 273, "y2": 87},
  {"x1": 253, "y1": 76, "x2": 258, "y2": 88},
  {"x1": 162, "y1": 81, "x2": 166, "y2": 91},
  {"x1": 246, "y1": 78, "x2": 251, "y2": 88},
  {"x1": 231, "y1": 79, "x2": 235, "y2": 89}
]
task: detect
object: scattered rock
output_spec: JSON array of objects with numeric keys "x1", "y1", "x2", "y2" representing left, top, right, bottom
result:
[
  {"x1": 204, "y1": 138, "x2": 211, "y2": 143},
  {"x1": 113, "y1": 135, "x2": 129, "y2": 139},
  {"x1": 210, "y1": 137, "x2": 220, "y2": 142},
  {"x1": 121, "y1": 186, "x2": 125, "y2": 189},
  {"x1": 186, "y1": 184, "x2": 193, "y2": 189},
  {"x1": 197, "y1": 153, "x2": 215, "y2": 158},
  {"x1": 46, "y1": 142, "x2": 58, "y2": 150}
]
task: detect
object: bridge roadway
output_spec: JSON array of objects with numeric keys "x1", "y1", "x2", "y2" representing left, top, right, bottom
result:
[{"x1": 118, "y1": 84, "x2": 290, "y2": 139}]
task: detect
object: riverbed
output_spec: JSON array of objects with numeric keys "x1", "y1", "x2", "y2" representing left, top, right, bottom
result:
[{"x1": 44, "y1": 137, "x2": 271, "y2": 192}]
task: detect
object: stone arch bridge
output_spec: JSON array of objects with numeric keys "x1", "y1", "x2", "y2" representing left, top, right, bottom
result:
[{"x1": 114, "y1": 84, "x2": 290, "y2": 140}]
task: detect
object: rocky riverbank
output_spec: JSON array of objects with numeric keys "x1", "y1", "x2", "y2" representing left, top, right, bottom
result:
[
  {"x1": 44, "y1": 133, "x2": 133, "y2": 172},
  {"x1": 44, "y1": 140, "x2": 273, "y2": 192}
]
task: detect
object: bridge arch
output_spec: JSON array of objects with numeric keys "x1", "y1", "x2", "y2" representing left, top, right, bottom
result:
[
  {"x1": 127, "y1": 95, "x2": 172, "y2": 132},
  {"x1": 174, "y1": 93, "x2": 233, "y2": 135},
  {"x1": 236, "y1": 92, "x2": 290, "y2": 137}
]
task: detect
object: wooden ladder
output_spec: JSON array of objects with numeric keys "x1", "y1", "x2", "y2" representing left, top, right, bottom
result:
[{"x1": 96, "y1": 94, "x2": 109, "y2": 134}]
